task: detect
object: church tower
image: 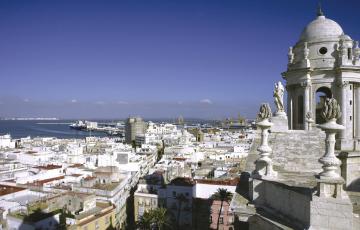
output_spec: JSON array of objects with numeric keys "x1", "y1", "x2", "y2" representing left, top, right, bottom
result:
[{"x1": 283, "y1": 7, "x2": 360, "y2": 151}]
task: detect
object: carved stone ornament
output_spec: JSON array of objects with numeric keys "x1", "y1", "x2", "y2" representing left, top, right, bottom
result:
[
  {"x1": 303, "y1": 42, "x2": 309, "y2": 59},
  {"x1": 257, "y1": 103, "x2": 272, "y2": 120},
  {"x1": 321, "y1": 98, "x2": 342, "y2": 121},
  {"x1": 336, "y1": 81, "x2": 349, "y2": 89}
]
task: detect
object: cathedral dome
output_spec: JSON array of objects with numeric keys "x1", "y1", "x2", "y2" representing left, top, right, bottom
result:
[{"x1": 300, "y1": 15, "x2": 343, "y2": 41}]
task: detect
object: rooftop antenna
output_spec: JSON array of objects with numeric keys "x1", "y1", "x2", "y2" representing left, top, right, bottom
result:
[{"x1": 317, "y1": 1, "x2": 324, "y2": 16}]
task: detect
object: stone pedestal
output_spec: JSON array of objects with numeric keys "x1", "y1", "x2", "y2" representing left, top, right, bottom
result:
[
  {"x1": 270, "y1": 112, "x2": 288, "y2": 132},
  {"x1": 316, "y1": 177, "x2": 345, "y2": 198}
]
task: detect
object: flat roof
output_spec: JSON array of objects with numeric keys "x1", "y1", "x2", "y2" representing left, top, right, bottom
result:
[{"x1": 0, "y1": 184, "x2": 26, "y2": 196}]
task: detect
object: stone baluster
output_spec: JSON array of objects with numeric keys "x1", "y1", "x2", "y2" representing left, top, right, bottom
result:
[
  {"x1": 305, "y1": 112, "x2": 314, "y2": 131},
  {"x1": 317, "y1": 98, "x2": 344, "y2": 179},
  {"x1": 253, "y1": 103, "x2": 277, "y2": 178}
]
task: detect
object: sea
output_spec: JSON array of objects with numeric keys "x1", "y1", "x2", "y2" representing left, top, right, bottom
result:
[
  {"x1": 0, "y1": 118, "x2": 217, "y2": 139},
  {"x1": 0, "y1": 120, "x2": 108, "y2": 139}
]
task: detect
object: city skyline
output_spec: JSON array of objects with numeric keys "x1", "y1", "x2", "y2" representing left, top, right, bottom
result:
[{"x1": 1, "y1": 0, "x2": 360, "y2": 119}]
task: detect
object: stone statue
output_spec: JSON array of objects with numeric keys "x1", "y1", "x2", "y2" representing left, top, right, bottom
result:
[
  {"x1": 273, "y1": 81, "x2": 285, "y2": 113},
  {"x1": 288, "y1": 46, "x2": 294, "y2": 64},
  {"x1": 354, "y1": 41, "x2": 360, "y2": 62}
]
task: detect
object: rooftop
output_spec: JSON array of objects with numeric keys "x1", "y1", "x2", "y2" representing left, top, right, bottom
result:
[
  {"x1": 26, "y1": 176, "x2": 65, "y2": 186},
  {"x1": 195, "y1": 177, "x2": 239, "y2": 186},
  {"x1": 34, "y1": 164, "x2": 62, "y2": 170},
  {"x1": 0, "y1": 184, "x2": 26, "y2": 196},
  {"x1": 168, "y1": 177, "x2": 195, "y2": 187}
]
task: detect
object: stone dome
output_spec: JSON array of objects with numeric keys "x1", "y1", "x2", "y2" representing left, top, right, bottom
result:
[{"x1": 300, "y1": 15, "x2": 343, "y2": 41}]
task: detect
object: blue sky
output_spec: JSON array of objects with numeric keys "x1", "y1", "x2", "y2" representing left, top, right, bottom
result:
[{"x1": 1, "y1": 0, "x2": 360, "y2": 119}]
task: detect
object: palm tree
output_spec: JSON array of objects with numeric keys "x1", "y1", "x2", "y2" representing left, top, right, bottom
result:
[
  {"x1": 152, "y1": 207, "x2": 172, "y2": 230},
  {"x1": 175, "y1": 194, "x2": 188, "y2": 230},
  {"x1": 136, "y1": 208, "x2": 172, "y2": 230},
  {"x1": 137, "y1": 211, "x2": 154, "y2": 230},
  {"x1": 211, "y1": 188, "x2": 233, "y2": 230}
]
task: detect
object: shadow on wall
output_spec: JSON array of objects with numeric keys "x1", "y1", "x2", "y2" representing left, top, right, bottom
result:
[
  {"x1": 17, "y1": 208, "x2": 64, "y2": 230},
  {"x1": 126, "y1": 185, "x2": 137, "y2": 229},
  {"x1": 348, "y1": 178, "x2": 360, "y2": 192},
  {"x1": 192, "y1": 198, "x2": 211, "y2": 230},
  {"x1": 251, "y1": 179, "x2": 313, "y2": 230},
  {"x1": 237, "y1": 172, "x2": 251, "y2": 199}
]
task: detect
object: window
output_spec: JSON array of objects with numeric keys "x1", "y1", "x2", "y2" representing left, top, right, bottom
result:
[
  {"x1": 68, "y1": 200, "x2": 72, "y2": 206},
  {"x1": 350, "y1": 100, "x2": 352, "y2": 105},
  {"x1": 319, "y1": 47, "x2": 327, "y2": 55},
  {"x1": 298, "y1": 95, "x2": 304, "y2": 125},
  {"x1": 228, "y1": 216, "x2": 233, "y2": 223},
  {"x1": 348, "y1": 48, "x2": 352, "y2": 60},
  {"x1": 172, "y1": 191, "x2": 176, "y2": 197},
  {"x1": 209, "y1": 216, "x2": 212, "y2": 223},
  {"x1": 185, "y1": 192, "x2": 189, "y2": 196},
  {"x1": 219, "y1": 217, "x2": 224, "y2": 224}
]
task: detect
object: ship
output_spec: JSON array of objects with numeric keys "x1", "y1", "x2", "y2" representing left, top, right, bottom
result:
[{"x1": 69, "y1": 120, "x2": 87, "y2": 130}]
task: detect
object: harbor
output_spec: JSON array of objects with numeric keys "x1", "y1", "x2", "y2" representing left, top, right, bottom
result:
[{"x1": 69, "y1": 120, "x2": 125, "y2": 136}]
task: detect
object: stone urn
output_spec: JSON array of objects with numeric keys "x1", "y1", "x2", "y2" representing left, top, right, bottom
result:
[
  {"x1": 318, "y1": 118, "x2": 344, "y2": 179},
  {"x1": 317, "y1": 98, "x2": 344, "y2": 180}
]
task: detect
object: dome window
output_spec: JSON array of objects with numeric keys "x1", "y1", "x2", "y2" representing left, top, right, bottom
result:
[{"x1": 319, "y1": 47, "x2": 328, "y2": 55}]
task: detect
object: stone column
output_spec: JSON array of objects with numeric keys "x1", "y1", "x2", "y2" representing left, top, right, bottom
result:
[
  {"x1": 286, "y1": 84, "x2": 293, "y2": 130},
  {"x1": 302, "y1": 76, "x2": 311, "y2": 130},
  {"x1": 338, "y1": 81, "x2": 348, "y2": 147},
  {"x1": 355, "y1": 84, "x2": 360, "y2": 150}
]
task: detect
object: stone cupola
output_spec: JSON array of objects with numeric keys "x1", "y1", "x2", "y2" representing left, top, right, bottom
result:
[{"x1": 283, "y1": 6, "x2": 360, "y2": 151}]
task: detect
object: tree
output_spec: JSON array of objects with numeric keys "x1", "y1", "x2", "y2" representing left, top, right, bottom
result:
[
  {"x1": 152, "y1": 207, "x2": 171, "y2": 230},
  {"x1": 156, "y1": 140, "x2": 165, "y2": 162},
  {"x1": 136, "y1": 208, "x2": 172, "y2": 230},
  {"x1": 137, "y1": 211, "x2": 153, "y2": 230},
  {"x1": 211, "y1": 188, "x2": 233, "y2": 230},
  {"x1": 132, "y1": 140, "x2": 137, "y2": 151},
  {"x1": 175, "y1": 194, "x2": 188, "y2": 230}
]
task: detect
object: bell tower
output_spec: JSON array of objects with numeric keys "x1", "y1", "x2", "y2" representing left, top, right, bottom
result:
[{"x1": 282, "y1": 8, "x2": 360, "y2": 151}]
